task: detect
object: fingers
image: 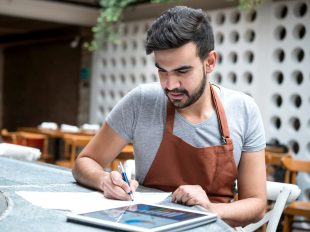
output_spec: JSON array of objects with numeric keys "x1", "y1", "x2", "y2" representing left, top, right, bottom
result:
[
  {"x1": 110, "y1": 171, "x2": 131, "y2": 193},
  {"x1": 172, "y1": 185, "x2": 207, "y2": 206},
  {"x1": 102, "y1": 171, "x2": 137, "y2": 200},
  {"x1": 172, "y1": 188, "x2": 192, "y2": 205},
  {"x1": 129, "y1": 179, "x2": 139, "y2": 192},
  {"x1": 172, "y1": 185, "x2": 188, "y2": 203},
  {"x1": 184, "y1": 197, "x2": 199, "y2": 205}
]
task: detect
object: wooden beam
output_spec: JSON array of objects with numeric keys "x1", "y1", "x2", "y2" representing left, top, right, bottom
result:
[
  {"x1": 0, "y1": 27, "x2": 91, "y2": 48},
  {"x1": 123, "y1": 0, "x2": 239, "y2": 21},
  {"x1": 0, "y1": 0, "x2": 99, "y2": 26}
]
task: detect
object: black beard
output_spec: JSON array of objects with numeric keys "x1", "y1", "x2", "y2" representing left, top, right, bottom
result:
[{"x1": 164, "y1": 72, "x2": 207, "y2": 109}]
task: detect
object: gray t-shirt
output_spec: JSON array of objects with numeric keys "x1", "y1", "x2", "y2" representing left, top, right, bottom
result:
[{"x1": 106, "y1": 82, "x2": 266, "y2": 183}]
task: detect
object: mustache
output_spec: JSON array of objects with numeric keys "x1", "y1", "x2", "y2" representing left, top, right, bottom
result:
[{"x1": 164, "y1": 88, "x2": 189, "y2": 96}]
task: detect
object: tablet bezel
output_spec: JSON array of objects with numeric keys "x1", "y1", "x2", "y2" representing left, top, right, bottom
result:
[{"x1": 67, "y1": 203, "x2": 217, "y2": 232}]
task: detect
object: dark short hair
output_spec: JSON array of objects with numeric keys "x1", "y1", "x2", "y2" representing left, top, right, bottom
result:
[{"x1": 145, "y1": 6, "x2": 214, "y2": 60}]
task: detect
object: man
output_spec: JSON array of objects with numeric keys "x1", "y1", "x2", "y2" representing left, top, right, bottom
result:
[{"x1": 73, "y1": 6, "x2": 266, "y2": 227}]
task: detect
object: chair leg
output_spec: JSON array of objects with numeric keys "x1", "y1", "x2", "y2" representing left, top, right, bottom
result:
[
  {"x1": 70, "y1": 143, "x2": 77, "y2": 167},
  {"x1": 283, "y1": 215, "x2": 293, "y2": 232},
  {"x1": 64, "y1": 141, "x2": 70, "y2": 160},
  {"x1": 261, "y1": 223, "x2": 266, "y2": 232}
]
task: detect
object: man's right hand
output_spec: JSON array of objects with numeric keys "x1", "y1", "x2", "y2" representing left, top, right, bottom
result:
[{"x1": 101, "y1": 171, "x2": 139, "y2": 200}]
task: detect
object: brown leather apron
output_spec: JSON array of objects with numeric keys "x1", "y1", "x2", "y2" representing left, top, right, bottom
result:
[{"x1": 143, "y1": 84, "x2": 238, "y2": 203}]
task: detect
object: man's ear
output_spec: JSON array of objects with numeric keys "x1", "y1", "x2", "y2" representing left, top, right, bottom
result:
[{"x1": 205, "y1": 50, "x2": 217, "y2": 73}]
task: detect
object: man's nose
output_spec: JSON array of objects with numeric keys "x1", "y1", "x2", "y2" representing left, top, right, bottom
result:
[{"x1": 165, "y1": 74, "x2": 180, "y2": 90}]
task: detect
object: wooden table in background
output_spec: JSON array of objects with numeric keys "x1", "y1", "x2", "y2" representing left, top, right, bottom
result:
[
  {"x1": 17, "y1": 127, "x2": 134, "y2": 169},
  {"x1": 17, "y1": 127, "x2": 96, "y2": 161},
  {"x1": 17, "y1": 127, "x2": 96, "y2": 138}
]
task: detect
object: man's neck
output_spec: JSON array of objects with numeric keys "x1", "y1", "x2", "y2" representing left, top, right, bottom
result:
[{"x1": 176, "y1": 82, "x2": 218, "y2": 124}]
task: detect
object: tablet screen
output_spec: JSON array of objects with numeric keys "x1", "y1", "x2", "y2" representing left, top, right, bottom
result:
[{"x1": 79, "y1": 204, "x2": 209, "y2": 229}]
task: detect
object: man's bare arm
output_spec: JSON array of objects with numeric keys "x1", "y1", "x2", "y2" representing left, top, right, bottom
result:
[{"x1": 72, "y1": 123, "x2": 138, "y2": 200}]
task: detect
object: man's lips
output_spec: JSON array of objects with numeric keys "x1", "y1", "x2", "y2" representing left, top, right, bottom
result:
[{"x1": 168, "y1": 92, "x2": 184, "y2": 100}]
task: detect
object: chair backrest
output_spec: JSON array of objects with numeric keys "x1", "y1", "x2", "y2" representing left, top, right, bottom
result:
[
  {"x1": 265, "y1": 144, "x2": 291, "y2": 182},
  {"x1": 1, "y1": 129, "x2": 18, "y2": 144},
  {"x1": 280, "y1": 156, "x2": 310, "y2": 232},
  {"x1": 111, "y1": 144, "x2": 134, "y2": 171},
  {"x1": 281, "y1": 156, "x2": 310, "y2": 184},
  {"x1": 55, "y1": 134, "x2": 93, "y2": 168},
  {"x1": 16, "y1": 132, "x2": 49, "y2": 157},
  {"x1": 242, "y1": 181, "x2": 301, "y2": 232},
  {"x1": 68, "y1": 134, "x2": 93, "y2": 162}
]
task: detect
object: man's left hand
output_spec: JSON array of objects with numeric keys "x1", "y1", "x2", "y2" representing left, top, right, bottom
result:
[{"x1": 172, "y1": 185, "x2": 210, "y2": 206}]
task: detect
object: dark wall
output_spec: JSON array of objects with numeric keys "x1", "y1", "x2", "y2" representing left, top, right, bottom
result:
[{"x1": 3, "y1": 41, "x2": 80, "y2": 130}]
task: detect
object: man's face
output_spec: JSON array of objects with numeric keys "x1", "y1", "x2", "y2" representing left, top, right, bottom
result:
[{"x1": 154, "y1": 42, "x2": 209, "y2": 109}]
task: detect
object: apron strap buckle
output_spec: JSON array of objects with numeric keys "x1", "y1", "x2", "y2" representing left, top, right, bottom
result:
[{"x1": 222, "y1": 136, "x2": 227, "y2": 144}]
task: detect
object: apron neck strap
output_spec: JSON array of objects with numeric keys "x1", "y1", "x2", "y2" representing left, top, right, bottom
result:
[
  {"x1": 165, "y1": 83, "x2": 231, "y2": 142},
  {"x1": 209, "y1": 84, "x2": 230, "y2": 143},
  {"x1": 165, "y1": 101, "x2": 175, "y2": 133}
]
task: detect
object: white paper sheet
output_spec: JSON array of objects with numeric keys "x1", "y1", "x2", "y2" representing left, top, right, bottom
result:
[{"x1": 16, "y1": 191, "x2": 171, "y2": 213}]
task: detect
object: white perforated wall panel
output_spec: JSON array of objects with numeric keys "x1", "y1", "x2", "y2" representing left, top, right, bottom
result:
[
  {"x1": 90, "y1": 21, "x2": 157, "y2": 123},
  {"x1": 90, "y1": 0, "x2": 310, "y2": 199}
]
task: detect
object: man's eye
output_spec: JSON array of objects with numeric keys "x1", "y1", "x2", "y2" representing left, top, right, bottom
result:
[{"x1": 177, "y1": 70, "x2": 189, "y2": 74}]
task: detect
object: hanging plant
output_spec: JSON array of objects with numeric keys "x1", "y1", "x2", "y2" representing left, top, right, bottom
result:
[
  {"x1": 85, "y1": 0, "x2": 265, "y2": 51},
  {"x1": 84, "y1": 0, "x2": 175, "y2": 51},
  {"x1": 239, "y1": 0, "x2": 266, "y2": 10}
]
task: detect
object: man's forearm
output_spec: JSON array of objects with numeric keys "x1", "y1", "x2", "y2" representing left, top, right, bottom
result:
[
  {"x1": 72, "y1": 156, "x2": 108, "y2": 191},
  {"x1": 204, "y1": 198, "x2": 266, "y2": 227}
]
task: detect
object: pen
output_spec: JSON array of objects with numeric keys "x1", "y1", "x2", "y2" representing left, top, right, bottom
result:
[{"x1": 118, "y1": 162, "x2": 134, "y2": 201}]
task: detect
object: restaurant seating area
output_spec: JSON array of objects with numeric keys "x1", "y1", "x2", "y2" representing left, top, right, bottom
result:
[
  {"x1": 0, "y1": 125, "x2": 134, "y2": 172},
  {"x1": 55, "y1": 133, "x2": 92, "y2": 168},
  {"x1": 264, "y1": 144, "x2": 310, "y2": 231},
  {"x1": 282, "y1": 157, "x2": 310, "y2": 232}
]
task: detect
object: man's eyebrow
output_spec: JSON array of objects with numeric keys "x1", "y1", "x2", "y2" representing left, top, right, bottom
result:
[
  {"x1": 155, "y1": 63, "x2": 193, "y2": 71},
  {"x1": 155, "y1": 63, "x2": 164, "y2": 70},
  {"x1": 174, "y1": 66, "x2": 193, "y2": 71}
]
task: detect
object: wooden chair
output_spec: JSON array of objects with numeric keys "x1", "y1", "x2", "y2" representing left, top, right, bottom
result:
[
  {"x1": 1, "y1": 129, "x2": 18, "y2": 144},
  {"x1": 55, "y1": 134, "x2": 93, "y2": 168},
  {"x1": 281, "y1": 156, "x2": 310, "y2": 232},
  {"x1": 1, "y1": 129, "x2": 52, "y2": 162},
  {"x1": 241, "y1": 181, "x2": 301, "y2": 232},
  {"x1": 55, "y1": 135, "x2": 134, "y2": 170},
  {"x1": 256, "y1": 144, "x2": 291, "y2": 231},
  {"x1": 111, "y1": 144, "x2": 134, "y2": 171},
  {"x1": 265, "y1": 144, "x2": 291, "y2": 182},
  {"x1": 16, "y1": 131, "x2": 53, "y2": 163}
]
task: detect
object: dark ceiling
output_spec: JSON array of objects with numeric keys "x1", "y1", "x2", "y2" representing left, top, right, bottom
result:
[
  {"x1": 0, "y1": 15, "x2": 67, "y2": 37},
  {"x1": 0, "y1": 0, "x2": 100, "y2": 47},
  {"x1": 0, "y1": 0, "x2": 238, "y2": 47},
  {"x1": 50, "y1": 0, "x2": 100, "y2": 8}
]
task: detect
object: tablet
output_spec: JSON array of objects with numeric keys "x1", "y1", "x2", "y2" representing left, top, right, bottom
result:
[{"x1": 67, "y1": 203, "x2": 217, "y2": 232}]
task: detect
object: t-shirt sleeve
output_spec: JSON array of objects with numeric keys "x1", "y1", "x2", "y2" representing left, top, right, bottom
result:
[
  {"x1": 105, "y1": 86, "x2": 142, "y2": 142},
  {"x1": 242, "y1": 98, "x2": 266, "y2": 152}
]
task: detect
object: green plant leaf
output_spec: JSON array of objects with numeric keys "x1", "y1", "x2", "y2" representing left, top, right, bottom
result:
[{"x1": 85, "y1": 0, "x2": 265, "y2": 51}]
